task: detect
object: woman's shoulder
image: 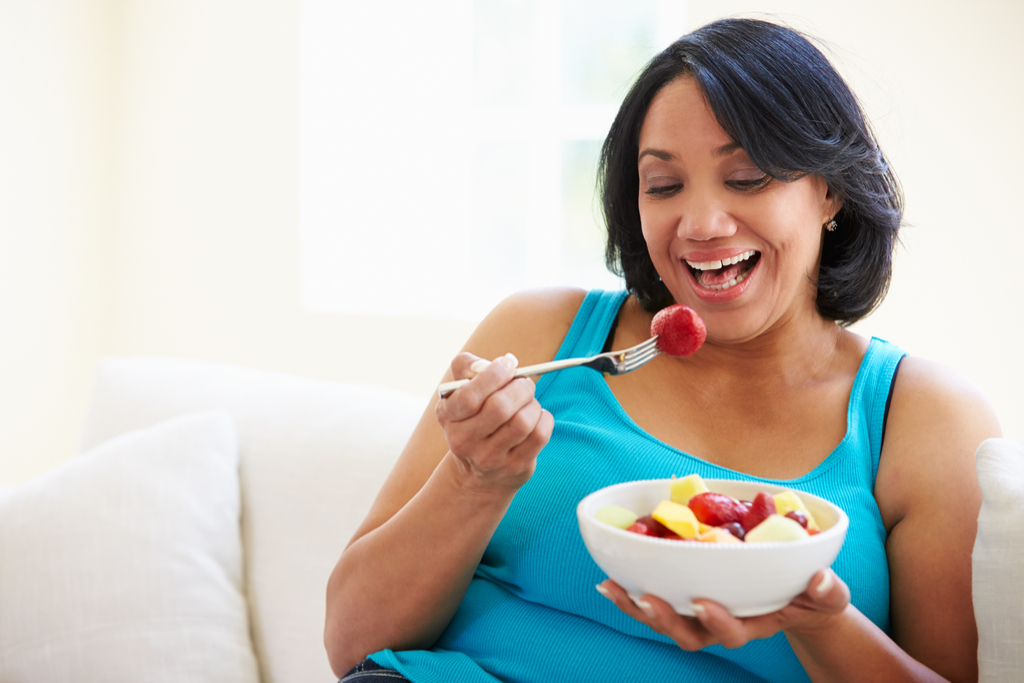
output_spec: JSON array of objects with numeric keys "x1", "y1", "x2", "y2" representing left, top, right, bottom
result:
[
  {"x1": 461, "y1": 287, "x2": 593, "y2": 367},
  {"x1": 875, "y1": 355, "x2": 1002, "y2": 523},
  {"x1": 889, "y1": 356, "x2": 1001, "y2": 440}
]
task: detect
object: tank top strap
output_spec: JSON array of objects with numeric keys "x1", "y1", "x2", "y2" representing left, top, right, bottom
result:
[
  {"x1": 555, "y1": 290, "x2": 630, "y2": 360},
  {"x1": 852, "y1": 337, "x2": 908, "y2": 482}
]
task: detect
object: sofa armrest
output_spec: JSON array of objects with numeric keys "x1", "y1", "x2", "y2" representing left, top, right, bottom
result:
[{"x1": 973, "y1": 437, "x2": 1024, "y2": 682}]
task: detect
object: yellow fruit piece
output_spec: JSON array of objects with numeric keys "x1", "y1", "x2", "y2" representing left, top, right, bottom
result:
[
  {"x1": 669, "y1": 474, "x2": 709, "y2": 506},
  {"x1": 772, "y1": 490, "x2": 820, "y2": 530},
  {"x1": 697, "y1": 527, "x2": 742, "y2": 544},
  {"x1": 651, "y1": 500, "x2": 701, "y2": 539},
  {"x1": 698, "y1": 522, "x2": 714, "y2": 535}
]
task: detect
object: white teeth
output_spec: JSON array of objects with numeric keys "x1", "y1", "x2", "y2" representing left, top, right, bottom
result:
[
  {"x1": 686, "y1": 250, "x2": 756, "y2": 271},
  {"x1": 704, "y1": 270, "x2": 750, "y2": 291}
]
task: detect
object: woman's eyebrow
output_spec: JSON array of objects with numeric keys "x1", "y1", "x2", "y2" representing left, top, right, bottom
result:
[
  {"x1": 638, "y1": 143, "x2": 743, "y2": 163},
  {"x1": 637, "y1": 148, "x2": 674, "y2": 162},
  {"x1": 714, "y1": 142, "x2": 743, "y2": 157}
]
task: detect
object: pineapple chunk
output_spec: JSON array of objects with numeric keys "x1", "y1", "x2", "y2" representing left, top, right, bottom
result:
[
  {"x1": 773, "y1": 490, "x2": 820, "y2": 531},
  {"x1": 651, "y1": 500, "x2": 701, "y2": 539},
  {"x1": 669, "y1": 474, "x2": 709, "y2": 506}
]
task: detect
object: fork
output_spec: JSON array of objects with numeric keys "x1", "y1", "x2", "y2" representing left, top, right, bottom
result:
[{"x1": 436, "y1": 336, "x2": 661, "y2": 398}]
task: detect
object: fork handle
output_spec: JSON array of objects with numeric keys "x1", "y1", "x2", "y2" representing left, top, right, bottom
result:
[{"x1": 437, "y1": 357, "x2": 587, "y2": 399}]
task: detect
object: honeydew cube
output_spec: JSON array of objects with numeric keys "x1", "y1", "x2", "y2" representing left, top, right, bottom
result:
[
  {"x1": 745, "y1": 514, "x2": 810, "y2": 543},
  {"x1": 651, "y1": 500, "x2": 701, "y2": 539},
  {"x1": 697, "y1": 527, "x2": 742, "y2": 544},
  {"x1": 773, "y1": 490, "x2": 820, "y2": 530},
  {"x1": 594, "y1": 505, "x2": 639, "y2": 530},
  {"x1": 669, "y1": 474, "x2": 709, "y2": 506}
]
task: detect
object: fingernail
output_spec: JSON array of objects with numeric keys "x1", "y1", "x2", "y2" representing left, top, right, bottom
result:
[
  {"x1": 636, "y1": 600, "x2": 655, "y2": 617},
  {"x1": 595, "y1": 584, "x2": 609, "y2": 597},
  {"x1": 815, "y1": 570, "x2": 833, "y2": 595},
  {"x1": 468, "y1": 360, "x2": 490, "y2": 378},
  {"x1": 500, "y1": 353, "x2": 519, "y2": 371},
  {"x1": 690, "y1": 603, "x2": 707, "y2": 619}
]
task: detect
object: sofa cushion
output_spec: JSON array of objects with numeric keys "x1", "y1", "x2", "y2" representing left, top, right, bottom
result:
[
  {"x1": 973, "y1": 437, "x2": 1024, "y2": 683},
  {"x1": 78, "y1": 357, "x2": 427, "y2": 683},
  {"x1": 0, "y1": 411, "x2": 259, "y2": 683}
]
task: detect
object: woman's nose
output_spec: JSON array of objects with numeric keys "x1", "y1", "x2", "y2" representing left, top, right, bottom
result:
[{"x1": 676, "y1": 195, "x2": 737, "y2": 241}]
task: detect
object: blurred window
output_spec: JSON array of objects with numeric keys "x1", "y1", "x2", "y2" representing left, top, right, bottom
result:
[{"x1": 300, "y1": 0, "x2": 688, "y2": 319}]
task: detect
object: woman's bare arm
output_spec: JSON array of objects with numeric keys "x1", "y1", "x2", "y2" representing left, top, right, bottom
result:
[
  {"x1": 788, "y1": 357, "x2": 1000, "y2": 682},
  {"x1": 323, "y1": 288, "x2": 585, "y2": 677},
  {"x1": 874, "y1": 357, "x2": 1000, "y2": 680}
]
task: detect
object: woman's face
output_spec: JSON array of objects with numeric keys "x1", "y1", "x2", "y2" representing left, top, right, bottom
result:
[{"x1": 637, "y1": 76, "x2": 839, "y2": 344}]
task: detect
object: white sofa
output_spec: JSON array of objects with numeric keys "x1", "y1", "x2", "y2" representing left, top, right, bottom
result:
[{"x1": 0, "y1": 356, "x2": 1020, "y2": 683}]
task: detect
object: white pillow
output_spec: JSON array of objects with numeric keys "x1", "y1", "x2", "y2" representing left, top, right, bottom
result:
[
  {"x1": 973, "y1": 437, "x2": 1024, "y2": 683},
  {"x1": 78, "y1": 357, "x2": 427, "y2": 683},
  {"x1": 0, "y1": 411, "x2": 259, "y2": 683}
]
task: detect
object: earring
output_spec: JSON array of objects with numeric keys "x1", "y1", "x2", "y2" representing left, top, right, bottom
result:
[{"x1": 824, "y1": 219, "x2": 838, "y2": 232}]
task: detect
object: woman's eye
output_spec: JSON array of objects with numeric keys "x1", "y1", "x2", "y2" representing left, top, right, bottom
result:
[
  {"x1": 727, "y1": 170, "x2": 770, "y2": 191},
  {"x1": 644, "y1": 183, "x2": 682, "y2": 197}
]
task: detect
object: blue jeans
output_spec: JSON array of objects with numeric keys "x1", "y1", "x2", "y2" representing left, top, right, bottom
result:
[{"x1": 339, "y1": 659, "x2": 410, "y2": 682}]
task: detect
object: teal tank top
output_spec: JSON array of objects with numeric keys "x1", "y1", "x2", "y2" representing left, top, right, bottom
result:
[{"x1": 371, "y1": 290, "x2": 906, "y2": 682}]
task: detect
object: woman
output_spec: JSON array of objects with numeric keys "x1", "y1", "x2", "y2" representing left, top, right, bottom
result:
[{"x1": 325, "y1": 18, "x2": 1001, "y2": 682}]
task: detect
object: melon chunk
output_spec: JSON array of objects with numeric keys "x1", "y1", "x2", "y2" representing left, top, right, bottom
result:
[
  {"x1": 745, "y1": 514, "x2": 810, "y2": 543},
  {"x1": 773, "y1": 491, "x2": 820, "y2": 531},
  {"x1": 594, "y1": 505, "x2": 639, "y2": 530},
  {"x1": 669, "y1": 473, "x2": 709, "y2": 507}
]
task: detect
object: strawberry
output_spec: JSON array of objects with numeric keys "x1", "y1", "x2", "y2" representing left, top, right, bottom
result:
[
  {"x1": 650, "y1": 304, "x2": 706, "y2": 357},
  {"x1": 740, "y1": 491, "x2": 777, "y2": 532},
  {"x1": 687, "y1": 492, "x2": 746, "y2": 526}
]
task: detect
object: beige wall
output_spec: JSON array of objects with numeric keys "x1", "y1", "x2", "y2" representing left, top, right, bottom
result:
[
  {"x1": 0, "y1": 1, "x2": 117, "y2": 483},
  {"x1": 2, "y1": 0, "x2": 1021, "y2": 486}
]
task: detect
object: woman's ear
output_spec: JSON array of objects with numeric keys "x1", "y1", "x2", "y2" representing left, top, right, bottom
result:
[{"x1": 823, "y1": 184, "x2": 843, "y2": 224}]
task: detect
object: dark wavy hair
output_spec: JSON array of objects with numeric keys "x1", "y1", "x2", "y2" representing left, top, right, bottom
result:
[{"x1": 599, "y1": 18, "x2": 902, "y2": 324}]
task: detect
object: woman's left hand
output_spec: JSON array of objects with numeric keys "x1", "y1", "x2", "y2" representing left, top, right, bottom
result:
[{"x1": 596, "y1": 569, "x2": 849, "y2": 650}]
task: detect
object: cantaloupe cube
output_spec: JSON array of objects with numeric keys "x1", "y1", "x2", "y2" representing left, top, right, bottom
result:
[
  {"x1": 697, "y1": 527, "x2": 742, "y2": 544},
  {"x1": 669, "y1": 474, "x2": 709, "y2": 506},
  {"x1": 651, "y1": 500, "x2": 701, "y2": 539},
  {"x1": 772, "y1": 490, "x2": 820, "y2": 530}
]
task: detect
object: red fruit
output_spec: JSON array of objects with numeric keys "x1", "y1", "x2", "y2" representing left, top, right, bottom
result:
[
  {"x1": 784, "y1": 510, "x2": 809, "y2": 529},
  {"x1": 740, "y1": 491, "x2": 777, "y2": 532},
  {"x1": 651, "y1": 304, "x2": 706, "y2": 357},
  {"x1": 687, "y1": 492, "x2": 746, "y2": 526},
  {"x1": 626, "y1": 515, "x2": 670, "y2": 538}
]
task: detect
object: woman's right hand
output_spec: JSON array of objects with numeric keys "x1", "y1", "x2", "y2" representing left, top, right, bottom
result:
[{"x1": 435, "y1": 351, "x2": 554, "y2": 495}]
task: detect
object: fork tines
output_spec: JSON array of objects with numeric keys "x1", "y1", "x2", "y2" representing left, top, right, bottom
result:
[{"x1": 618, "y1": 336, "x2": 661, "y2": 373}]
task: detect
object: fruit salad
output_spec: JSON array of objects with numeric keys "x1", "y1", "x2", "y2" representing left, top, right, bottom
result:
[{"x1": 594, "y1": 474, "x2": 822, "y2": 544}]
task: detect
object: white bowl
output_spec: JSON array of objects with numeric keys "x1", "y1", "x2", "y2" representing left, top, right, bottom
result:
[{"x1": 577, "y1": 478, "x2": 849, "y2": 617}]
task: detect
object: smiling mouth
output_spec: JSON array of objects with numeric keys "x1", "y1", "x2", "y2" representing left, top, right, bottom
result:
[{"x1": 685, "y1": 250, "x2": 761, "y2": 291}]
